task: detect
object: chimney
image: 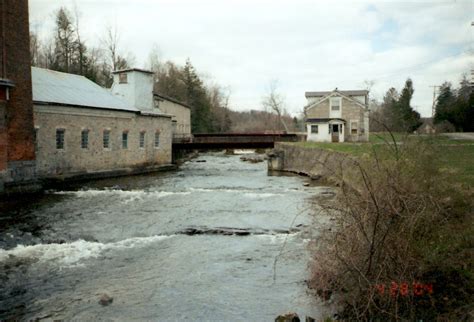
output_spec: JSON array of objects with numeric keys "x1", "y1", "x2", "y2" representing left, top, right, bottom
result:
[{"x1": 111, "y1": 68, "x2": 154, "y2": 111}]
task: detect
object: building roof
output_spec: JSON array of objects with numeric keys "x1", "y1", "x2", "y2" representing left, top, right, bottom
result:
[
  {"x1": 32, "y1": 67, "x2": 138, "y2": 112},
  {"x1": 153, "y1": 92, "x2": 192, "y2": 109},
  {"x1": 112, "y1": 68, "x2": 154, "y2": 74},
  {"x1": 305, "y1": 89, "x2": 368, "y2": 97},
  {"x1": 306, "y1": 118, "x2": 346, "y2": 123}
]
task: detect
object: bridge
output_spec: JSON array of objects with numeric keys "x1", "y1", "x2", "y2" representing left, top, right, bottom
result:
[{"x1": 172, "y1": 133, "x2": 300, "y2": 150}]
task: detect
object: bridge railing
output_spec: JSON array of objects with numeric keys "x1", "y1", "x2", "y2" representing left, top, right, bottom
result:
[{"x1": 172, "y1": 132, "x2": 302, "y2": 147}]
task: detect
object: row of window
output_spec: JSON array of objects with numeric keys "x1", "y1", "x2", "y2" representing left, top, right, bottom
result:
[
  {"x1": 310, "y1": 122, "x2": 359, "y2": 135},
  {"x1": 54, "y1": 129, "x2": 161, "y2": 150}
]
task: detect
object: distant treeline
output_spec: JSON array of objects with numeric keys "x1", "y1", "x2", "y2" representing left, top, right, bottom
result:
[
  {"x1": 433, "y1": 77, "x2": 474, "y2": 132},
  {"x1": 370, "y1": 76, "x2": 473, "y2": 133},
  {"x1": 30, "y1": 6, "x2": 299, "y2": 134}
]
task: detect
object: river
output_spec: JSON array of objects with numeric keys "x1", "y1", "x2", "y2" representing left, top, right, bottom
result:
[{"x1": 0, "y1": 152, "x2": 334, "y2": 321}]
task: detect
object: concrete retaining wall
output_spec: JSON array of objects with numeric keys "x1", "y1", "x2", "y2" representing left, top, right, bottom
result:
[{"x1": 268, "y1": 142, "x2": 359, "y2": 184}]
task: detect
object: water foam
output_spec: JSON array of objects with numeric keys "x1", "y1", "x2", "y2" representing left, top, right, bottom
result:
[
  {"x1": 0, "y1": 235, "x2": 173, "y2": 268},
  {"x1": 53, "y1": 189, "x2": 191, "y2": 201},
  {"x1": 189, "y1": 187, "x2": 281, "y2": 197},
  {"x1": 243, "y1": 192, "x2": 282, "y2": 199}
]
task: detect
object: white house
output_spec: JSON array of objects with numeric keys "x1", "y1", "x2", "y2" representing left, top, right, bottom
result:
[{"x1": 304, "y1": 89, "x2": 370, "y2": 142}]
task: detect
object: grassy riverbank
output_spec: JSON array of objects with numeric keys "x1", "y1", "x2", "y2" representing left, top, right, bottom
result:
[
  {"x1": 296, "y1": 133, "x2": 474, "y2": 186},
  {"x1": 294, "y1": 133, "x2": 474, "y2": 320}
]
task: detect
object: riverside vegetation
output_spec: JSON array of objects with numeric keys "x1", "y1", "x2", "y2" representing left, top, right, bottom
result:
[{"x1": 304, "y1": 133, "x2": 473, "y2": 320}]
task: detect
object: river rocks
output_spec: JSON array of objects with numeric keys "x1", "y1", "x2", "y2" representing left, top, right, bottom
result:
[
  {"x1": 240, "y1": 155, "x2": 266, "y2": 163},
  {"x1": 98, "y1": 293, "x2": 113, "y2": 306},
  {"x1": 275, "y1": 313, "x2": 316, "y2": 322},
  {"x1": 275, "y1": 312, "x2": 300, "y2": 322}
]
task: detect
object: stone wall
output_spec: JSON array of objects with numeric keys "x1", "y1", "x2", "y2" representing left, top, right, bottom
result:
[
  {"x1": 34, "y1": 104, "x2": 173, "y2": 178},
  {"x1": 158, "y1": 99, "x2": 191, "y2": 137},
  {"x1": 268, "y1": 143, "x2": 359, "y2": 184}
]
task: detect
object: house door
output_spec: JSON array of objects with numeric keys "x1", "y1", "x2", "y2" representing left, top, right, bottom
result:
[{"x1": 331, "y1": 124, "x2": 339, "y2": 142}]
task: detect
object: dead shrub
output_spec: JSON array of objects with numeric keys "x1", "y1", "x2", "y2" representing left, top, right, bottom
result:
[{"x1": 309, "y1": 136, "x2": 473, "y2": 320}]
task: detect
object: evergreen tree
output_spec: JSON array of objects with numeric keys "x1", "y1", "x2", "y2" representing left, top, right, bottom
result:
[
  {"x1": 52, "y1": 7, "x2": 77, "y2": 73},
  {"x1": 181, "y1": 59, "x2": 212, "y2": 133},
  {"x1": 396, "y1": 78, "x2": 421, "y2": 132},
  {"x1": 434, "y1": 82, "x2": 456, "y2": 127}
]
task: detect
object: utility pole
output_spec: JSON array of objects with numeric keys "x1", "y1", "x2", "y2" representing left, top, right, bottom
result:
[{"x1": 429, "y1": 85, "x2": 440, "y2": 117}]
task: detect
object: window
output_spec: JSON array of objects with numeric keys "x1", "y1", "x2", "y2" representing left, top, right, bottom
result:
[
  {"x1": 310, "y1": 125, "x2": 319, "y2": 134},
  {"x1": 56, "y1": 129, "x2": 65, "y2": 150},
  {"x1": 139, "y1": 131, "x2": 146, "y2": 148},
  {"x1": 81, "y1": 130, "x2": 89, "y2": 149},
  {"x1": 351, "y1": 122, "x2": 358, "y2": 135},
  {"x1": 103, "y1": 130, "x2": 110, "y2": 149},
  {"x1": 154, "y1": 131, "x2": 160, "y2": 148},
  {"x1": 122, "y1": 131, "x2": 128, "y2": 149},
  {"x1": 330, "y1": 97, "x2": 341, "y2": 111},
  {"x1": 119, "y1": 73, "x2": 128, "y2": 84}
]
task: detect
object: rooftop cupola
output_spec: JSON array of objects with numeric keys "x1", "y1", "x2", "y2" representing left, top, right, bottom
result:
[{"x1": 111, "y1": 68, "x2": 154, "y2": 111}]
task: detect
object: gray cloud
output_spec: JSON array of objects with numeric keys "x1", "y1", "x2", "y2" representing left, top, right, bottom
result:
[{"x1": 29, "y1": 0, "x2": 473, "y2": 116}]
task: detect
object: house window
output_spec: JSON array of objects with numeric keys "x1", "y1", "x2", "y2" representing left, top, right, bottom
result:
[
  {"x1": 119, "y1": 73, "x2": 128, "y2": 84},
  {"x1": 56, "y1": 129, "x2": 65, "y2": 150},
  {"x1": 122, "y1": 131, "x2": 128, "y2": 149},
  {"x1": 351, "y1": 122, "x2": 358, "y2": 135},
  {"x1": 139, "y1": 131, "x2": 146, "y2": 148},
  {"x1": 330, "y1": 97, "x2": 341, "y2": 111},
  {"x1": 81, "y1": 129, "x2": 89, "y2": 149},
  {"x1": 311, "y1": 125, "x2": 319, "y2": 134},
  {"x1": 154, "y1": 131, "x2": 160, "y2": 148},
  {"x1": 103, "y1": 130, "x2": 110, "y2": 149}
]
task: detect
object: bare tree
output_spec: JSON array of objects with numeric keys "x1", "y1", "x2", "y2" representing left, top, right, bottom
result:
[
  {"x1": 30, "y1": 31, "x2": 41, "y2": 66},
  {"x1": 261, "y1": 80, "x2": 289, "y2": 132},
  {"x1": 73, "y1": 2, "x2": 86, "y2": 75},
  {"x1": 103, "y1": 24, "x2": 120, "y2": 71}
]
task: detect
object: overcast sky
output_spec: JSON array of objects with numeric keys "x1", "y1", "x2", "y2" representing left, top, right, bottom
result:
[{"x1": 29, "y1": 0, "x2": 473, "y2": 117}]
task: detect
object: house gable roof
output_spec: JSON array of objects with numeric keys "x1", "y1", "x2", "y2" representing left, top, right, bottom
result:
[
  {"x1": 153, "y1": 92, "x2": 191, "y2": 109},
  {"x1": 32, "y1": 67, "x2": 138, "y2": 112},
  {"x1": 304, "y1": 89, "x2": 368, "y2": 111},
  {"x1": 305, "y1": 89, "x2": 368, "y2": 98}
]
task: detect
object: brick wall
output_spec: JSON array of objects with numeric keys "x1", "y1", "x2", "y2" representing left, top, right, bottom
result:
[
  {"x1": 1, "y1": 0, "x2": 35, "y2": 163},
  {"x1": 0, "y1": 102, "x2": 6, "y2": 171}
]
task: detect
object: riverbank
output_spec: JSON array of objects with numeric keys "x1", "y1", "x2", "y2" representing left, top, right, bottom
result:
[{"x1": 268, "y1": 140, "x2": 474, "y2": 320}]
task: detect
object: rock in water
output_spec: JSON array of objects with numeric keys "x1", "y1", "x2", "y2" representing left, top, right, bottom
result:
[
  {"x1": 98, "y1": 293, "x2": 113, "y2": 306},
  {"x1": 275, "y1": 312, "x2": 300, "y2": 322}
]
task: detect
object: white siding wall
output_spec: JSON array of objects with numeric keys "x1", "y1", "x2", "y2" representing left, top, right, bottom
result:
[
  {"x1": 111, "y1": 71, "x2": 154, "y2": 112},
  {"x1": 307, "y1": 123, "x2": 331, "y2": 142}
]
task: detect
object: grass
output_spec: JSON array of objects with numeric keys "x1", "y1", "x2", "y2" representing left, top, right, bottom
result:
[
  {"x1": 293, "y1": 132, "x2": 474, "y2": 186},
  {"x1": 303, "y1": 132, "x2": 474, "y2": 320}
]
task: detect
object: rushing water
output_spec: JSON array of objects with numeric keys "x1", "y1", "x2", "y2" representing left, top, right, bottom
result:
[{"x1": 0, "y1": 152, "x2": 334, "y2": 321}]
